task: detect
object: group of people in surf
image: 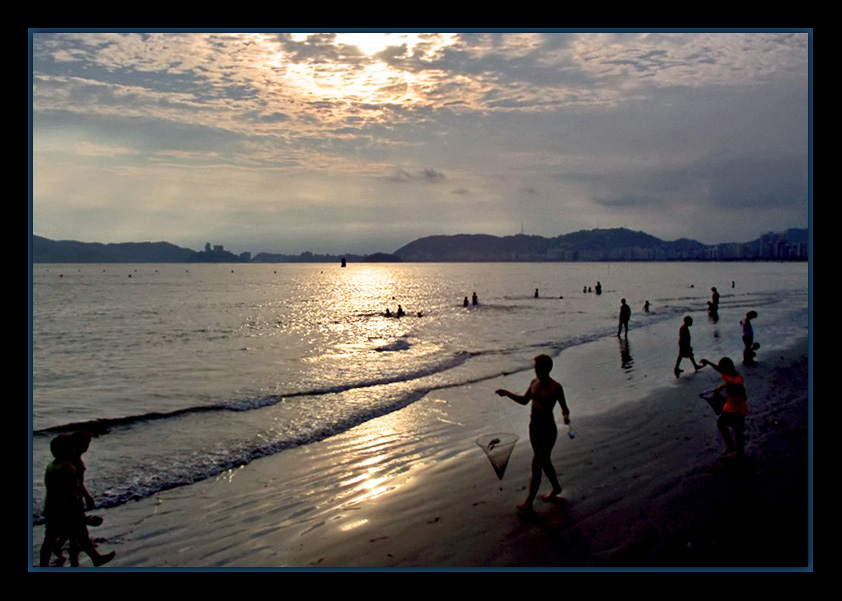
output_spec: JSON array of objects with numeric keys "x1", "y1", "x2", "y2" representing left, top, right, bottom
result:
[
  {"x1": 463, "y1": 292, "x2": 479, "y2": 307},
  {"x1": 583, "y1": 281, "x2": 602, "y2": 294},
  {"x1": 384, "y1": 305, "x2": 424, "y2": 318},
  {"x1": 384, "y1": 305, "x2": 406, "y2": 318}
]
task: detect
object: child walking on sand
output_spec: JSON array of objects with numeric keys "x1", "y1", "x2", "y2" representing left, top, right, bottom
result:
[
  {"x1": 700, "y1": 357, "x2": 748, "y2": 458},
  {"x1": 39, "y1": 434, "x2": 114, "y2": 567},
  {"x1": 55, "y1": 432, "x2": 104, "y2": 566},
  {"x1": 674, "y1": 316, "x2": 701, "y2": 377},
  {"x1": 496, "y1": 354, "x2": 571, "y2": 514}
]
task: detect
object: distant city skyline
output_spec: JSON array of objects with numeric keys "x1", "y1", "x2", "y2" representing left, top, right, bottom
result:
[{"x1": 31, "y1": 30, "x2": 811, "y2": 255}]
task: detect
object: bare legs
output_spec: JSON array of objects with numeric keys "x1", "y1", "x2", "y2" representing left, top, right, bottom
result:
[
  {"x1": 39, "y1": 527, "x2": 115, "y2": 568},
  {"x1": 674, "y1": 354, "x2": 701, "y2": 377},
  {"x1": 717, "y1": 420, "x2": 745, "y2": 458},
  {"x1": 517, "y1": 453, "x2": 562, "y2": 513}
]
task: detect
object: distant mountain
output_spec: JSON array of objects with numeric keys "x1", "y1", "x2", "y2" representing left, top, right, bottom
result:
[
  {"x1": 392, "y1": 233, "x2": 552, "y2": 262},
  {"x1": 784, "y1": 228, "x2": 809, "y2": 245},
  {"x1": 31, "y1": 227, "x2": 808, "y2": 263},
  {"x1": 393, "y1": 228, "x2": 807, "y2": 262},
  {"x1": 392, "y1": 228, "x2": 702, "y2": 262},
  {"x1": 32, "y1": 235, "x2": 195, "y2": 263}
]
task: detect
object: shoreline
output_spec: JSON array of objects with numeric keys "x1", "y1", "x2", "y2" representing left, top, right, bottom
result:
[{"x1": 32, "y1": 334, "x2": 810, "y2": 570}]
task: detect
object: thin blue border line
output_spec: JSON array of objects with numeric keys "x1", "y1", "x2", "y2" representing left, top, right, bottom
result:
[
  {"x1": 806, "y1": 27, "x2": 813, "y2": 572},
  {"x1": 28, "y1": 29, "x2": 35, "y2": 572}
]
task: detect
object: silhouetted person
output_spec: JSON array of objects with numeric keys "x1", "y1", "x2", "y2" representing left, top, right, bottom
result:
[
  {"x1": 385, "y1": 308, "x2": 392, "y2": 317},
  {"x1": 741, "y1": 310, "x2": 759, "y2": 365},
  {"x1": 496, "y1": 354, "x2": 570, "y2": 514},
  {"x1": 710, "y1": 287, "x2": 720, "y2": 310},
  {"x1": 70, "y1": 432, "x2": 95, "y2": 511},
  {"x1": 595, "y1": 281, "x2": 602, "y2": 295},
  {"x1": 534, "y1": 288, "x2": 539, "y2": 298},
  {"x1": 54, "y1": 432, "x2": 102, "y2": 566},
  {"x1": 39, "y1": 434, "x2": 114, "y2": 567},
  {"x1": 707, "y1": 300, "x2": 719, "y2": 323},
  {"x1": 700, "y1": 357, "x2": 748, "y2": 458},
  {"x1": 674, "y1": 316, "x2": 701, "y2": 377},
  {"x1": 617, "y1": 298, "x2": 631, "y2": 337},
  {"x1": 463, "y1": 296, "x2": 469, "y2": 307},
  {"x1": 643, "y1": 300, "x2": 650, "y2": 313},
  {"x1": 472, "y1": 292, "x2": 478, "y2": 306},
  {"x1": 396, "y1": 305, "x2": 405, "y2": 318}
]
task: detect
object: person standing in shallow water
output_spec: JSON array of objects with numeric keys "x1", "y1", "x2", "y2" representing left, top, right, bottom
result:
[
  {"x1": 617, "y1": 298, "x2": 631, "y2": 337},
  {"x1": 496, "y1": 354, "x2": 570, "y2": 514}
]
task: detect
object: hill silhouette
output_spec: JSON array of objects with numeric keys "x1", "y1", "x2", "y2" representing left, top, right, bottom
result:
[{"x1": 32, "y1": 227, "x2": 808, "y2": 263}]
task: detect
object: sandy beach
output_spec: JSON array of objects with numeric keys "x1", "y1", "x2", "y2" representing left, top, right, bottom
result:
[{"x1": 32, "y1": 332, "x2": 810, "y2": 570}]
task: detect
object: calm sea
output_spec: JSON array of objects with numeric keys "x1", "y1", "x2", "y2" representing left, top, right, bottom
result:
[{"x1": 30, "y1": 261, "x2": 808, "y2": 520}]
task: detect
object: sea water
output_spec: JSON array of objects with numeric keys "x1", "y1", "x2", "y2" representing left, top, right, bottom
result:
[{"x1": 30, "y1": 261, "x2": 808, "y2": 521}]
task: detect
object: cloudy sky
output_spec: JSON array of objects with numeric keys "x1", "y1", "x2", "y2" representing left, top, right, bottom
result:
[{"x1": 30, "y1": 30, "x2": 811, "y2": 255}]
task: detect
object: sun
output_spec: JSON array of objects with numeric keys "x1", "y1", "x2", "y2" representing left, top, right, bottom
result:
[{"x1": 334, "y1": 33, "x2": 399, "y2": 56}]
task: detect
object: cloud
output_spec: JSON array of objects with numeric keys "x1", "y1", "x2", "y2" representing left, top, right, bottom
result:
[
  {"x1": 592, "y1": 194, "x2": 664, "y2": 208},
  {"x1": 698, "y1": 156, "x2": 808, "y2": 209},
  {"x1": 388, "y1": 167, "x2": 446, "y2": 184},
  {"x1": 31, "y1": 31, "x2": 810, "y2": 253}
]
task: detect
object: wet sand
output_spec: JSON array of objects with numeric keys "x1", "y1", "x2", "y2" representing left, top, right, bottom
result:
[{"x1": 32, "y1": 336, "x2": 810, "y2": 570}]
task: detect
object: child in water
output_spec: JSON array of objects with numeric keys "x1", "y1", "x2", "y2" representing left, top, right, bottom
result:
[
  {"x1": 496, "y1": 354, "x2": 571, "y2": 514},
  {"x1": 700, "y1": 357, "x2": 748, "y2": 458}
]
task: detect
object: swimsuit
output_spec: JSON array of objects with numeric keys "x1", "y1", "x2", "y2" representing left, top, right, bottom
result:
[{"x1": 529, "y1": 405, "x2": 557, "y2": 456}]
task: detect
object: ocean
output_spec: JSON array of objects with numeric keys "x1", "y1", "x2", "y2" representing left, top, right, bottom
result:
[{"x1": 30, "y1": 261, "x2": 808, "y2": 522}]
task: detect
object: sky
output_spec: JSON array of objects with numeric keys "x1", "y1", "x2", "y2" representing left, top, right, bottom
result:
[{"x1": 30, "y1": 30, "x2": 811, "y2": 256}]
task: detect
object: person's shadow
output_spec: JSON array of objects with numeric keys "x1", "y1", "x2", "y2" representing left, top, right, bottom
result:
[{"x1": 619, "y1": 335, "x2": 633, "y2": 370}]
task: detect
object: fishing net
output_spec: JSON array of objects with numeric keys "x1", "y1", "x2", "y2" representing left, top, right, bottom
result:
[
  {"x1": 476, "y1": 433, "x2": 518, "y2": 480},
  {"x1": 699, "y1": 388, "x2": 726, "y2": 415}
]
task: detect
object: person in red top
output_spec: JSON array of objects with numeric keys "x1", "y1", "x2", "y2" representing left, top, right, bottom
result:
[{"x1": 700, "y1": 357, "x2": 748, "y2": 458}]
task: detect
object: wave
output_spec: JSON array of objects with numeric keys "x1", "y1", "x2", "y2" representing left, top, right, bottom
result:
[
  {"x1": 32, "y1": 350, "x2": 471, "y2": 437},
  {"x1": 33, "y1": 295, "x2": 768, "y2": 440},
  {"x1": 375, "y1": 338, "x2": 411, "y2": 352},
  {"x1": 32, "y1": 320, "x2": 672, "y2": 521},
  {"x1": 32, "y1": 384, "x2": 435, "y2": 522}
]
